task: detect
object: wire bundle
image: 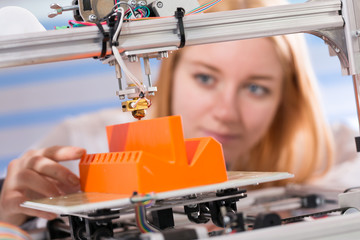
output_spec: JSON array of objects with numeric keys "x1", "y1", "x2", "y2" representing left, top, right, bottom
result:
[
  {"x1": 66, "y1": 5, "x2": 149, "y2": 100},
  {"x1": 68, "y1": 1, "x2": 139, "y2": 27},
  {"x1": 0, "y1": 222, "x2": 32, "y2": 240},
  {"x1": 68, "y1": 19, "x2": 107, "y2": 27},
  {"x1": 64, "y1": 0, "x2": 224, "y2": 100},
  {"x1": 187, "y1": 0, "x2": 224, "y2": 15},
  {"x1": 124, "y1": 6, "x2": 151, "y2": 19},
  {"x1": 111, "y1": 7, "x2": 146, "y2": 94},
  {"x1": 134, "y1": 202, "x2": 158, "y2": 233},
  {"x1": 66, "y1": 0, "x2": 224, "y2": 27},
  {"x1": 131, "y1": 193, "x2": 157, "y2": 233}
]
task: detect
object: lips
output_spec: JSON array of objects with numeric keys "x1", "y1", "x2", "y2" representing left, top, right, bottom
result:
[{"x1": 200, "y1": 129, "x2": 242, "y2": 145}]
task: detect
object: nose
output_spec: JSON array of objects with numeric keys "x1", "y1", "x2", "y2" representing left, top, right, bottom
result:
[{"x1": 212, "y1": 86, "x2": 241, "y2": 123}]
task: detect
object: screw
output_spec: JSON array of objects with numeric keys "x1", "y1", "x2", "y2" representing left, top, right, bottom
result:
[
  {"x1": 128, "y1": 0, "x2": 136, "y2": 6},
  {"x1": 187, "y1": 194, "x2": 197, "y2": 199},
  {"x1": 356, "y1": 30, "x2": 360, "y2": 37},
  {"x1": 88, "y1": 14, "x2": 97, "y2": 22},
  {"x1": 108, "y1": 60, "x2": 115, "y2": 66},
  {"x1": 118, "y1": 92, "x2": 125, "y2": 100},
  {"x1": 128, "y1": 55, "x2": 138, "y2": 62},
  {"x1": 138, "y1": 0, "x2": 147, "y2": 6},
  {"x1": 158, "y1": 51, "x2": 168, "y2": 59},
  {"x1": 156, "y1": 1, "x2": 163, "y2": 8}
]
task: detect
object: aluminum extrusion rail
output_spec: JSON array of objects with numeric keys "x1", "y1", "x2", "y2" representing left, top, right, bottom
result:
[{"x1": 0, "y1": 0, "x2": 343, "y2": 68}]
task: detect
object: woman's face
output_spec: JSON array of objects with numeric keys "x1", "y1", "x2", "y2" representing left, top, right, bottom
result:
[{"x1": 171, "y1": 38, "x2": 284, "y2": 167}]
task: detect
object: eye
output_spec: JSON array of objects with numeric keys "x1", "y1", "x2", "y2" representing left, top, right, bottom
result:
[
  {"x1": 246, "y1": 83, "x2": 269, "y2": 96},
  {"x1": 194, "y1": 73, "x2": 216, "y2": 87}
]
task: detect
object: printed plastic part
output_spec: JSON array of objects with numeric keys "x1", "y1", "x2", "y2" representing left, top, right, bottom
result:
[{"x1": 79, "y1": 116, "x2": 228, "y2": 195}]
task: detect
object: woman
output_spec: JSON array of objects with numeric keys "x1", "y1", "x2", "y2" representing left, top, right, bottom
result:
[
  {"x1": 153, "y1": 0, "x2": 334, "y2": 182},
  {"x1": 0, "y1": 0, "x2": 341, "y2": 227}
]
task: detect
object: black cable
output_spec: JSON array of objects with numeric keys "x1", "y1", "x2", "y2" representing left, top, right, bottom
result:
[
  {"x1": 175, "y1": 8, "x2": 186, "y2": 48},
  {"x1": 99, "y1": 9, "x2": 116, "y2": 23},
  {"x1": 94, "y1": 9, "x2": 123, "y2": 59},
  {"x1": 94, "y1": 21, "x2": 110, "y2": 59},
  {"x1": 343, "y1": 186, "x2": 360, "y2": 193}
]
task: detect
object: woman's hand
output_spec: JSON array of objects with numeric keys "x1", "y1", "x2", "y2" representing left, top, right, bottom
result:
[{"x1": 0, "y1": 146, "x2": 86, "y2": 226}]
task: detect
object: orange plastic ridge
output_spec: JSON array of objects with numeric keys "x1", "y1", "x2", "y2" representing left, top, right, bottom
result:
[{"x1": 79, "y1": 116, "x2": 228, "y2": 195}]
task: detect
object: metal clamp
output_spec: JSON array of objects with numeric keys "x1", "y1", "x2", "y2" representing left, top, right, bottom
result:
[{"x1": 48, "y1": 3, "x2": 79, "y2": 18}]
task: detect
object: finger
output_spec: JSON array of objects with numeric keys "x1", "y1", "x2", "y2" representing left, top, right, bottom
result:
[
  {"x1": 27, "y1": 156, "x2": 80, "y2": 187},
  {"x1": 38, "y1": 146, "x2": 86, "y2": 162},
  {"x1": 1, "y1": 191, "x2": 57, "y2": 224},
  {"x1": 49, "y1": 177, "x2": 81, "y2": 194},
  {"x1": 56, "y1": 181, "x2": 81, "y2": 194},
  {"x1": 19, "y1": 204, "x2": 58, "y2": 221},
  {"x1": 17, "y1": 169, "x2": 63, "y2": 197},
  {"x1": 18, "y1": 201, "x2": 58, "y2": 221},
  {"x1": 20, "y1": 207, "x2": 57, "y2": 221},
  {"x1": 25, "y1": 188, "x2": 53, "y2": 201}
]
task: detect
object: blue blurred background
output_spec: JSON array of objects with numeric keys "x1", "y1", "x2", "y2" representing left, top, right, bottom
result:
[{"x1": 0, "y1": 0, "x2": 357, "y2": 176}]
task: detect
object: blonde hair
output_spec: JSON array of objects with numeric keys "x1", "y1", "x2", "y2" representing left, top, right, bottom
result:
[{"x1": 151, "y1": 0, "x2": 334, "y2": 185}]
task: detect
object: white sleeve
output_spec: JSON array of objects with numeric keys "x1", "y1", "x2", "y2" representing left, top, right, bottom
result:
[
  {"x1": 31, "y1": 121, "x2": 74, "y2": 149},
  {"x1": 26, "y1": 109, "x2": 133, "y2": 174},
  {"x1": 30, "y1": 109, "x2": 120, "y2": 151},
  {"x1": 311, "y1": 123, "x2": 360, "y2": 190},
  {"x1": 28, "y1": 120, "x2": 83, "y2": 175}
]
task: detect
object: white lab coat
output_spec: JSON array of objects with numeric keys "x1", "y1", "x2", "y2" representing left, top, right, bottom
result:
[{"x1": 311, "y1": 123, "x2": 360, "y2": 189}]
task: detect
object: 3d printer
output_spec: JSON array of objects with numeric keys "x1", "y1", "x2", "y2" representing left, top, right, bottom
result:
[{"x1": 1, "y1": 0, "x2": 360, "y2": 239}]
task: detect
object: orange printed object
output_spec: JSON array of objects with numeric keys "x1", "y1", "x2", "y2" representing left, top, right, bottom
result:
[{"x1": 79, "y1": 116, "x2": 228, "y2": 195}]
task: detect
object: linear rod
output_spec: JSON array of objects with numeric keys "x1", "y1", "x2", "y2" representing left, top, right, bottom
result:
[{"x1": 0, "y1": 0, "x2": 343, "y2": 68}]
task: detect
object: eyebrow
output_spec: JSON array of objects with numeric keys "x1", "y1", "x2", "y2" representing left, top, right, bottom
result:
[
  {"x1": 247, "y1": 75, "x2": 276, "y2": 81},
  {"x1": 188, "y1": 61, "x2": 222, "y2": 73}
]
